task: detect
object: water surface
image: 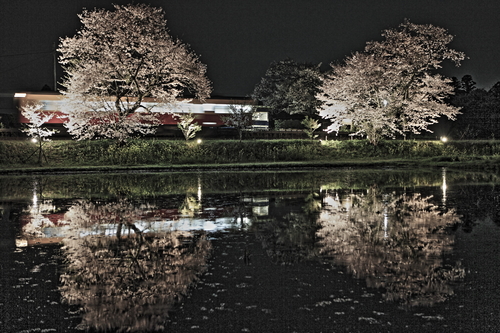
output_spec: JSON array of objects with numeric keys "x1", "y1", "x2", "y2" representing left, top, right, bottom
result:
[{"x1": 1, "y1": 169, "x2": 499, "y2": 332}]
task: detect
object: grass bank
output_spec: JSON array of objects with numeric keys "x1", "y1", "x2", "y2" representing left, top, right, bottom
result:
[{"x1": 1, "y1": 139, "x2": 499, "y2": 174}]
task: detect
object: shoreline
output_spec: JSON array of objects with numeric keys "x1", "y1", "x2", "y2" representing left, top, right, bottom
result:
[{"x1": 0, "y1": 158, "x2": 497, "y2": 176}]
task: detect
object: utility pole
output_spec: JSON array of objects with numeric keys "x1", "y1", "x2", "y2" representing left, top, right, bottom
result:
[{"x1": 53, "y1": 42, "x2": 57, "y2": 91}]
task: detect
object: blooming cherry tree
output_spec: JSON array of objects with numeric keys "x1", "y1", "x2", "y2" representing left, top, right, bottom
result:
[
  {"x1": 20, "y1": 102, "x2": 58, "y2": 140},
  {"x1": 19, "y1": 102, "x2": 58, "y2": 165},
  {"x1": 176, "y1": 112, "x2": 202, "y2": 140},
  {"x1": 58, "y1": 3, "x2": 212, "y2": 141},
  {"x1": 319, "y1": 20, "x2": 465, "y2": 145}
]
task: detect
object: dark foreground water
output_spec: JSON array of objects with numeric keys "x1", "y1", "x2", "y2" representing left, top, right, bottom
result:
[{"x1": 1, "y1": 168, "x2": 500, "y2": 332}]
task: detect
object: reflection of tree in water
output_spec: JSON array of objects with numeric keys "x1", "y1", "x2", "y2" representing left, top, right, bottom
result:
[
  {"x1": 256, "y1": 193, "x2": 322, "y2": 264},
  {"x1": 59, "y1": 200, "x2": 211, "y2": 332},
  {"x1": 21, "y1": 199, "x2": 58, "y2": 239},
  {"x1": 318, "y1": 188, "x2": 465, "y2": 307},
  {"x1": 449, "y1": 184, "x2": 500, "y2": 231},
  {"x1": 20, "y1": 178, "x2": 60, "y2": 240},
  {"x1": 179, "y1": 194, "x2": 202, "y2": 217}
]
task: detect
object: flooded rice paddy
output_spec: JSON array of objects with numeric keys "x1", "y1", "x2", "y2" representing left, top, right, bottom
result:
[{"x1": 1, "y1": 168, "x2": 500, "y2": 332}]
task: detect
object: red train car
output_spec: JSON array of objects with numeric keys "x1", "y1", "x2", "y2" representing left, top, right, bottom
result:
[{"x1": 14, "y1": 92, "x2": 268, "y2": 137}]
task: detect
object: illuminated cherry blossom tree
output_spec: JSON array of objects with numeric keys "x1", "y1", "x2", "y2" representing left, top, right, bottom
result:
[
  {"x1": 58, "y1": 4, "x2": 212, "y2": 141},
  {"x1": 19, "y1": 102, "x2": 58, "y2": 165},
  {"x1": 319, "y1": 20, "x2": 465, "y2": 145},
  {"x1": 176, "y1": 112, "x2": 202, "y2": 140}
]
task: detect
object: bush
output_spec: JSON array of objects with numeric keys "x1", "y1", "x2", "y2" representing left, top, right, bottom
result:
[{"x1": 1, "y1": 138, "x2": 500, "y2": 168}]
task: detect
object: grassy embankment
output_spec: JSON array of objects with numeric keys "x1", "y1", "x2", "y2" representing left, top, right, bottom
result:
[{"x1": 0, "y1": 139, "x2": 499, "y2": 174}]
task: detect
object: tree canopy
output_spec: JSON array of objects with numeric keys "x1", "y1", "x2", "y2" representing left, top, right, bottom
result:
[
  {"x1": 58, "y1": 3, "x2": 212, "y2": 141},
  {"x1": 221, "y1": 103, "x2": 256, "y2": 141},
  {"x1": 450, "y1": 77, "x2": 500, "y2": 139},
  {"x1": 252, "y1": 59, "x2": 323, "y2": 116},
  {"x1": 318, "y1": 20, "x2": 465, "y2": 145}
]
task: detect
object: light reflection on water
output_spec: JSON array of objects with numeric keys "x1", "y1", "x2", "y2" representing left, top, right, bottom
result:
[{"x1": 3, "y1": 169, "x2": 500, "y2": 331}]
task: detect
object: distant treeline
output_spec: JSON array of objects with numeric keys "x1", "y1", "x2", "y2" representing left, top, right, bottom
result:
[{"x1": 449, "y1": 75, "x2": 500, "y2": 139}]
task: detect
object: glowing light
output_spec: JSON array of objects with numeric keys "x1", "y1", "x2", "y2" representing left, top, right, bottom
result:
[
  {"x1": 441, "y1": 136, "x2": 448, "y2": 142},
  {"x1": 14, "y1": 93, "x2": 26, "y2": 98},
  {"x1": 197, "y1": 139, "x2": 202, "y2": 144},
  {"x1": 31, "y1": 138, "x2": 38, "y2": 143}
]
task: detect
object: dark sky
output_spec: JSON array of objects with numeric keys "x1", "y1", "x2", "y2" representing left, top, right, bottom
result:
[{"x1": 1, "y1": 0, "x2": 499, "y2": 97}]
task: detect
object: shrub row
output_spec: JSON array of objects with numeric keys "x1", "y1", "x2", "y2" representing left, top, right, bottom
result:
[{"x1": 1, "y1": 139, "x2": 500, "y2": 167}]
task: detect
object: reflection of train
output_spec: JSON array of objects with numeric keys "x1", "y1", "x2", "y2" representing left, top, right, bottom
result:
[
  {"x1": 17, "y1": 198, "x2": 259, "y2": 246},
  {"x1": 14, "y1": 92, "x2": 269, "y2": 138}
]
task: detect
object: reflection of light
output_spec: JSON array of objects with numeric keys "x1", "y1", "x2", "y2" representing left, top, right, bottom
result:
[
  {"x1": 32, "y1": 181, "x2": 38, "y2": 212},
  {"x1": 382, "y1": 195, "x2": 389, "y2": 239},
  {"x1": 14, "y1": 93, "x2": 27, "y2": 98},
  {"x1": 32, "y1": 193, "x2": 38, "y2": 209},
  {"x1": 442, "y1": 168, "x2": 447, "y2": 205},
  {"x1": 252, "y1": 205, "x2": 269, "y2": 216},
  {"x1": 383, "y1": 211, "x2": 389, "y2": 238},
  {"x1": 16, "y1": 239, "x2": 28, "y2": 247},
  {"x1": 197, "y1": 175, "x2": 202, "y2": 202}
]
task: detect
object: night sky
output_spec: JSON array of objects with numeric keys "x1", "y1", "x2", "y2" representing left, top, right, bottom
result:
[{"x1": 1, "y1": 0, "x2": 499, "y2": 97}]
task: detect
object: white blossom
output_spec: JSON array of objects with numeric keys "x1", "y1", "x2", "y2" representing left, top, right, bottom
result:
[
  {"x1": 318, "y1": 20, "x2": 464, "y2": 145},
  {"x1": 176, "y1": 111, "x2": 202, "y2": 141},
  {"x1": 19, "y1": 102, "x2": 58, "y2": 140},
  {"x1": 58, "y1": 4, "x2": 212, "y2": 141}
]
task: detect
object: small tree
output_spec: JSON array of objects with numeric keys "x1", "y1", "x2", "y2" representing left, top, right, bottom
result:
[
  {"x1": 58, "y1": 4, "x2": 211, "y2": 142},
  {"x1": 19, "y1": 102, "x2": 58, "y2": 165},
  {"x1": 176, "y1": 112, "x2": 202, "y2": 140},
  {"x1": 221, "y1": 104, "x2": 256, "y2": 141},
  {"x1": 301, "y1": 116, "x2": 321, "y2": 140}
]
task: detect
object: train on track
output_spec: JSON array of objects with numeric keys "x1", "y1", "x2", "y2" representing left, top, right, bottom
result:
[{"x1": 12, "y1": 92, "x2": 269, "y2": 138}]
